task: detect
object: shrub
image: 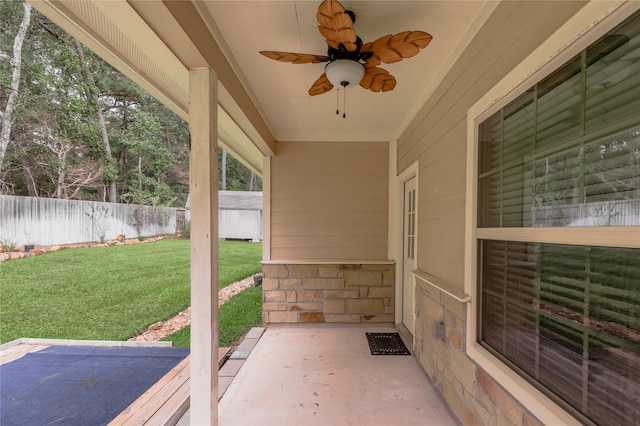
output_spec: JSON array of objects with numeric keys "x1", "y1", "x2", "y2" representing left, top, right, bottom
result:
[
  {"x1": 179, "y1": 220, "x2": 191, "y2": 239},
  {"x1": 0, "y1": 239, "x2": 17, "y2": 253}
]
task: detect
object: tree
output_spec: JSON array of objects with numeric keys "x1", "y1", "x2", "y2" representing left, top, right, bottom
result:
[
  {"x1": 118, "y1": 109, "x2": 174, "y2": 205},
  {"x1": 0, "y1": 1, "x2": 30, "y2": 178},
  {"x1": 72, "y1": 39, "x2": 117, "y2": 202},
  {"x1": 217, "y1": 149, "x2": 262, "y2": 191},
  {"x1": 221, "y1": 149, "x2": 227, "y2": 190},
  {"x1": 0, "y1": 0, "x2": 191, "y2": 205}
]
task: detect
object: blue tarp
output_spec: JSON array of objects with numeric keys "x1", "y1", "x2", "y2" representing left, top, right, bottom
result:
[{"x1": 1, "y1": 345, "x2": 189, "y2": 426}]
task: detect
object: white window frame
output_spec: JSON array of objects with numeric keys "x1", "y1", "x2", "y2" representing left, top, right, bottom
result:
[{"x1": 464, "y1": 2, "x2": 640, "y2": 425}]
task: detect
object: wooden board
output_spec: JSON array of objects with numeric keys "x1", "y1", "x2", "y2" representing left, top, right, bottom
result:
[
  {"x1": 109, "y1": 356, "x2": 190, "y2": 426},
  {"x1": 0, "y1": 344, "x2": 49, "y2": 365}
]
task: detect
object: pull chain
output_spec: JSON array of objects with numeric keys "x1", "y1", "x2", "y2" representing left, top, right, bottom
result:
[
  {"x1": 343, "y1": 88, "x2": 347, "y2": 118},
  {"x1": 336, "y1": 82, "x2": 349, "y2": 118}
]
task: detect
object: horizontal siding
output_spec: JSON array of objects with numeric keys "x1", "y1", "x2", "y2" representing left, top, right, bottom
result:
[
  {"x1": 398, "y1": 1, "x2": 587, "y2": 289},
  {"x1": 271, "y1": 141, "x2": 388, "y2": 260},
  {"x1": 271, "y1": 211, "x2": 387, "y2": 225},
  {"x1": 270, "y1": 186, "x2": 386, "y2": 201},
  {"x1": 271, "y1": 223, "x2": 386, "y2": 237},
  {"x1": 271, "y1": 235, "x2": 386, "y2": 249},
  {"x1": 268, "y1": 247, "x2": 386, "y2": 261}
]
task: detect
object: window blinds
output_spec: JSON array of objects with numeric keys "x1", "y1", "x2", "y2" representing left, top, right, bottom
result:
[
  {"x1": 481, "y1": 241, "x2": 640, "y2": 425},
  {"x1": 477, "y1": 12, "x2": 640, "y2": 229}
]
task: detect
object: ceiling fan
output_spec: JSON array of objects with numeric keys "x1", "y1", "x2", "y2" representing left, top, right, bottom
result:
[{"x1": 259, "y1": 0, "x2": 433, "y2": 98}]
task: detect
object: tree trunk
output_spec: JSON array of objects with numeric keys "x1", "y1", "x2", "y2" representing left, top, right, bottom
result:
[
  {"x1": 221, "y1": 149, "x2": 227, "y2": 190},
  {"x1": 248, "y1": 171, "x2": 256, "y2": 191},
  {"x1": 138, "y1": 155, "x2": 142, "y2": 191},
  {"x1": 55, "y1": 167, "x2": 66, "y2": 198},
  {"x1": 21, "y1": 157, "x2": 37, "y2": 197},
  {"x1": 98, "y1": 184, "x2": 106, "y2": 202},
  {"x1": 0, "y1": 2, "x2": 31, "y2": 175},
  {"x1": 73, "y1": 39, "x2": 117, "y2": 203}
]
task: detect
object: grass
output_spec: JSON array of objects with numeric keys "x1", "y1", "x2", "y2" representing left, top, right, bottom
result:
[
  {"x1": 162, "y1": 285, "x2": 263, "y2": 348},
  {"x1": 0, "y1": 238, "x2": 262, "y2": 344},
  {"x1": 218, "y1": 241, "x2": 263, "y2": 287}
]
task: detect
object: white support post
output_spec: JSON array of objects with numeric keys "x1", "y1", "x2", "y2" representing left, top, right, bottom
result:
[
  {"x1": 188, "y1": 68, "x2": 219, "y2": 426},
  {"x1": 262, "y1": 155, "x2": 271, "y2": 261}
]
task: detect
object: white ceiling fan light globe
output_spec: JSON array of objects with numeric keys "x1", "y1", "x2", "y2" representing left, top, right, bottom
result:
[{"x1": 325, "y1": 60, "x2": 365, "y2": 87}]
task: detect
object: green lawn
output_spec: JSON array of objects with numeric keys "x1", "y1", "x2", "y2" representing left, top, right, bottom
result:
[
  {"x1": 162, "y1": 285, "x2": 263, "y2": 348},
  {"x1": 0, "y1": 238, "x2": 262, "y2": 344}
]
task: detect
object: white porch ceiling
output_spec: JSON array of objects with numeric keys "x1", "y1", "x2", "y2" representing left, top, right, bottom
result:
[
  {"x1": 200, "y1": 1, "x2": 490, "y2": 142},
  {"x1": 28, "y1": 0, "x2": 493, "y2": 164}
]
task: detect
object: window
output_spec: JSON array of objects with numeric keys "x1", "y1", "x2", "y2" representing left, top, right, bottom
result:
[
  {"x1": 406, "y1": 185, "x2": 416, "y2": 259},
  {"x1": 476, "y1": 11, "x2": 639, "y2": 426}
]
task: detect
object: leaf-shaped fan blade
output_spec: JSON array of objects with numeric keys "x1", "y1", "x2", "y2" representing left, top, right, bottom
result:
[
  {"x1": 370, "y1": 31, "x2": 433, "y2": 64},
  {"x1": 317, "y1": 0, "x2": 357, "y2": 52},
  {"x1": 260, "y1": 51, "x2": 330, "y2": 64},
  {"x1": 308, "y1": 73, "x2": 334, "y2": 96},
  {"x1": 359, "y1": 67, "x2": 396, "y2": 92},
  {"x1": 360, "y1": 42, "x2": 380, "y2": 68}
]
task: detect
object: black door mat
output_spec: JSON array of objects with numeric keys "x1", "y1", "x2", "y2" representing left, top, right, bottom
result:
[{"x1": 366, "y1": 332, "x2": 411, "y2": 355}]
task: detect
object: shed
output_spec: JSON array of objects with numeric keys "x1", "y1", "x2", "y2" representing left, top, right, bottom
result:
[{"x1": 184, "y1": 191, "x2": 263, "y2": 241}]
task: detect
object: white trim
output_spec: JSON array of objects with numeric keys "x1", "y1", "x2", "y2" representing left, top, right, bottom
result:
[
  {"x1": 29, "y1": 0, "x2": 189, "y2": 119},
  {"x1": 261, "y1": 260, "x2": 394, "y2": 265},
  {"x1": 468, "y1": 1, "x2": 636, "y2": 122},
  {"x1": 413, "y1": 269, "x2": 470, "y2": 303},
  {"x1": 262, "y1": 155, "x2": 271, "y2": 261},
  {"x1": 465, "y1": 3, "x2": 640, "y2": 425},
  {"x1": 476, "y1": 227, "x2": 640, "y2": 249},
  {"x1": 469, "y1": 345, "x2": 582, "y2": 426},
  {"x1": 394, "y1": 161, "x2": 419, "y2": 331}
]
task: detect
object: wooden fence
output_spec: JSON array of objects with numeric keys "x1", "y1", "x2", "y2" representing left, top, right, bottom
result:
[
  {"x1": 532, "y1": 199, "x2": 640, "y2": 227},
  {"x1": 0, "y1": 195, "x2": 178, "y2": 247}
]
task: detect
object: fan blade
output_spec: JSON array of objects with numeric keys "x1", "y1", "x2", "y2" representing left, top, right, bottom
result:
[
  {"x1": 308, "y1": 73, "x2": 334, "y2": 96},
  {"x1": 360, "y1": 42, "x2": 380, "y2": 68},
  {"x1": 359, "y1": 67, "x2": 396, "y2": 92},
  {"x1": 260, "y1": 51, "x2": 330, "y2": 64},
  {"x1": 317, "y1": 0, "x2": 357, "y2": 52},
  {"x1": 370, "y1": 31, "x2": 433, "y2": 64}
]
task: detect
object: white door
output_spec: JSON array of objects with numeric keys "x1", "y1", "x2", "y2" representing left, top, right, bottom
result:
[{"x1": 402, "y1": 177, "x2": 417, "y2": 334}]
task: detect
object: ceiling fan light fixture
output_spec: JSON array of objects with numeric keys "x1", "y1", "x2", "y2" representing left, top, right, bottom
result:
[
  {"x1": 325, "y1": 60, "x2": 365, "y2": 88},
  {"x1": 260, "y1": 0, "x2": 433, "y2": 99}
]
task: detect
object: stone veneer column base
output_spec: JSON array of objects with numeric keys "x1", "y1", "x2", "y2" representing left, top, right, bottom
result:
[
  {"x1": 413, "y1": 276, "x2": 545, "y2": 426},
  {"x1": 262, "y1": 263, "x2": 395, "y2": 324}
]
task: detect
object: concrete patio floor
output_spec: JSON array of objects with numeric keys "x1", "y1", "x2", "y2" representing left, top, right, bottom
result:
[{"x1": 214, "y1": 324, "x2": 458, "y2": 426}]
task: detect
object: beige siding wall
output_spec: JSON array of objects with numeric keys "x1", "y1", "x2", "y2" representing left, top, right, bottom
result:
[
  {"x1": 271, "y1": 141, "x2": 389, "y2": 260},
  {"x1": 398, "y1": 2, "x2": 589, "y2": 426},
  {"x1": 398, "y1": 1, "x2": 587, "y2": 292}
]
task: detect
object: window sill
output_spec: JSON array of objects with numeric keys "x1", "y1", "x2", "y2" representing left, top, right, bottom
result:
[
  {"x1": 412, "y1": 269, "x2": 470, "y2": 302},
  {"x1": 466, "y1": 342, "x2": 583, "y2": 426}
]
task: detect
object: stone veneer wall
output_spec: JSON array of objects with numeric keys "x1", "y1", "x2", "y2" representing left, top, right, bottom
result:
[
  {"x1": 413, "y1": 277, "x2": 545, "y2": 426},
  {"x1": 262, "y1": 263, "x2": 395, "y2": 323}
]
